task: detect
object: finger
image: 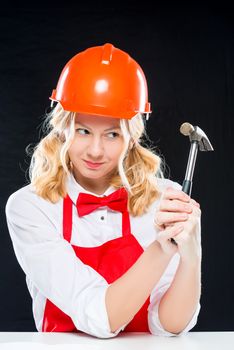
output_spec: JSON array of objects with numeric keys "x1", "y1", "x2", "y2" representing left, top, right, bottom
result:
[
  {"x1": 164, "y1": 221, "x2": 179, "y2": 228},
  {"x1": 163, "y1": 187, "x2": 191, "y2": 203},
  {"x1": 157, "y1": 224, "x2": 184, "y2": 242},
  {"x1": 160, "y1": 199, "x2": 193, "y2": 213},
  {"x1": 190, "y1": 198, "x2": 200, "y2": 208},
  {"x1": 187, "y1": 201, "x2": 202, "y2": 218},
  {"x1": 153, "y1": 217, "x2": 166, "y2": 230},
  {"x1": 156, "y1": 211, "x2": 189, "y2": 225}
]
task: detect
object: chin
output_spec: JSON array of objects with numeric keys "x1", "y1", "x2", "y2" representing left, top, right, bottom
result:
[{"x1": 82, "y1": 170, "x2": 106, "y2": 178}]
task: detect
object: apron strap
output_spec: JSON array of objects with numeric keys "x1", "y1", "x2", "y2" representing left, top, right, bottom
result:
[
  {"x1": 63, "y1": 194, "x2": 73, "y2": 243},
  {"x1": 122, "y1": 211, "x2": 131, "y2": 237}
]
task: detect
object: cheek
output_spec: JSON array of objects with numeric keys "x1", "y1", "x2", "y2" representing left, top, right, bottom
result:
[
  {"x1": 71, "y1": 135, "x2": 87, "y2": 149},
  {"x1": 107, "y1": 141, "x2": 124, "y2": 158},
  {"x1": 68, "y1": 140, "x2": 82, "y2": 159}
]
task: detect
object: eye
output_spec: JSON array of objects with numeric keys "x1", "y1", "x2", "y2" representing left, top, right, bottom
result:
[
  {"x1": 107, "y1": 132, "x2": 119, "y2": 138},
  {"x1": 75, "y1": 128, "x2": 119, "y2": 138},
  {"x1": 76, "y1": 128, "x2": 89, "y2": 134}
]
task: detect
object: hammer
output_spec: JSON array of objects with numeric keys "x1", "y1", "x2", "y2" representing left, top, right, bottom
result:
[
  {"x1": 180, "y1": 122, "x2": 214, "y2": 196},
  {"x1": 170, "y1": 122, "x2": 214, "y2": 244}
]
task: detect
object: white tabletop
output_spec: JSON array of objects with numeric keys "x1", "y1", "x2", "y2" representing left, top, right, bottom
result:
[{"x1": 0, "y1": 332, "x2": 233, "y2": 350}]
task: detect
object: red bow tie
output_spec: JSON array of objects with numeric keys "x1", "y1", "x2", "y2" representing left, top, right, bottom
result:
[{"x1": 76, "y1": 187, "x2": 128, "y2": 217}]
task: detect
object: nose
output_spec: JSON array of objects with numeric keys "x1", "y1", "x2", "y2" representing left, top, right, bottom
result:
[{"x1": 87, "y1": 136, "x2": 104, "y2": 159}]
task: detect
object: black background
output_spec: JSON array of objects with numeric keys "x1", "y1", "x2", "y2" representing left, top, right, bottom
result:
[{"x1": 1, "y1": 4, "x2": 233, "y2": 332}]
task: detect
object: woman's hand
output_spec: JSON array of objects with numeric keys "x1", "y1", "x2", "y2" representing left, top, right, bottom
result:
[{"x1": 154, "y1": 186, "x2": 202, "y2": 262}]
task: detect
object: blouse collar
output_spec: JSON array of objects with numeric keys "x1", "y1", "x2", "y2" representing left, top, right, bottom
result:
[{"x1": 66, "y1": 171, "x2": 117, "y2": 206}]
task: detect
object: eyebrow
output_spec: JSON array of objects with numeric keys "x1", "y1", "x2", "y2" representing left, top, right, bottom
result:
[{"x1": 75, "y1": 122, "x2": 121, "y2": 131}]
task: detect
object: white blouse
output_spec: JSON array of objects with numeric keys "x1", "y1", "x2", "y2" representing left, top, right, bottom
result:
[{"x1": 5, "y1": 172, "x2": 201, "y2": 338}]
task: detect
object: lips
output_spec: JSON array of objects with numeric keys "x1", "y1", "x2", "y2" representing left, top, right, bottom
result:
[
  {"x1": 84, "y1": 160, "x2": 104, "y2": 168},
  {"x1": 84, "y1": 160, "x2": 104, "y2": 165}
]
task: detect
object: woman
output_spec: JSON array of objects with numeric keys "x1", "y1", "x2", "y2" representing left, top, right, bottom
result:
[{"x1": 5, "y1": 43, "x2": 201, "y2": 338}]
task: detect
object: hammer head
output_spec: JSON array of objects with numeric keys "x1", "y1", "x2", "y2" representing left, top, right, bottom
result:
[{"x1": 180, "y1": 122, "x2": 214, "y2": 151}]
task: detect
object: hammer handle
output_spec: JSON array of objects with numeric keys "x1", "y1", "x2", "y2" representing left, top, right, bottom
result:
[
  {"x1": 182, "y1": 179, "x2": 193, "y2": 196},
  {"x1": 170, "y1": 180, "x2": 193, "y2": 245}
]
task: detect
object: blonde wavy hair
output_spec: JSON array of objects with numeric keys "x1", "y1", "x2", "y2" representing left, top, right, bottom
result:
[{"x1": 26, "y1": 103, "x2": 167, "y2": 216}]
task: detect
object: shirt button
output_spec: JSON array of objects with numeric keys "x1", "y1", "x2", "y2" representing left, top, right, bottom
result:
[{"x1": 100, "y1": 216, "x2": 105, "y2": 220}]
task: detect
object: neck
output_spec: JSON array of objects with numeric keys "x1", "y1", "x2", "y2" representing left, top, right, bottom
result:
[{"x1": 72, "y1": 171, "x2": 111, "y2": 195}]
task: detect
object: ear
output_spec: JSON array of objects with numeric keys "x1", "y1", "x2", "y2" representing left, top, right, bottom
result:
[{"x1": 59, "y1": 132, "x2": 66, "y2": 143}]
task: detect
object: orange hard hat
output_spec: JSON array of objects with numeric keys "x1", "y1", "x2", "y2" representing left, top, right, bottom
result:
[{"x1": 49, "y1": 43, "x2": 151, "y2": 119}]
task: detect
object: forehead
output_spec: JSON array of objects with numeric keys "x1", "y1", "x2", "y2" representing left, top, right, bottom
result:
[{"x1": 75, "y1": 113, "x2": 120, "y2": 128}]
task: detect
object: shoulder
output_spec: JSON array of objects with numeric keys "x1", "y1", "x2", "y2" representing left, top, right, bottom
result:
[
  {"x1": 5, "y1": 183, "x2": 62, "y2": 221},
  {"x1": 5, "y1": 184, "x2": 33, "y2": 215}
]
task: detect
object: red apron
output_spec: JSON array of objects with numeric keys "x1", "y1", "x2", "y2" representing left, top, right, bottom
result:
[{"x1": 42, "y1": 192, "x2": 150, "y2": 333}]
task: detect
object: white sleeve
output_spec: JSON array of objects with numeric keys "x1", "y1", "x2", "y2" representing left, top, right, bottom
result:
[
  {"x1": 148, "y1": 253, "x2": 201, "y2": 336},
  {"x1": 148, "y1": 178, "x2": 201, "y2": 336},
  {"x1": 5, "y1": 189, "x2": 125, "y2": 339}
]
